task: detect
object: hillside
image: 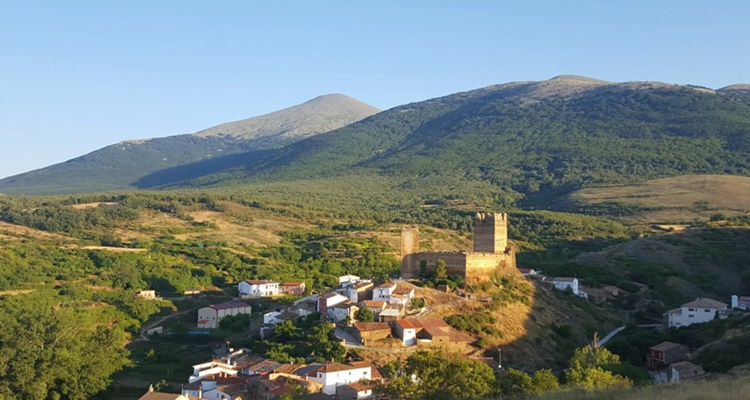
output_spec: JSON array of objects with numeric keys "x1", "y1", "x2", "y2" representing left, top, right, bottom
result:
[
  {"x1": 0, "y1": 94, "x2": 379, "y2": 194},
  {"x1": 168, "y1": 76, "x2": 750, "y2": 204},
  {"x1": 563, "y1": 175, "x2": 750, "y2": 223}
]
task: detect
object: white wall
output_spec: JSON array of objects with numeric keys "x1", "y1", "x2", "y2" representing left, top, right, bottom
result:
[{"x1": 310, "y1": 367, "x2": 371, "y2": 395}]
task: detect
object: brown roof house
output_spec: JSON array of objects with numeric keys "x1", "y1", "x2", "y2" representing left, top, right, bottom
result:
[
  {"x1": 669, "y1": 361, "x2": 708, "y2": 383},
  {"x1": 353, "y1": 322, "x2": 392, "y2": 346},
  {"x1": 280, "y1": 282, "x2": 306, "y2": 296},
  {"x1": 647, "y1": 341, "x2": 689, "y2": 370}
]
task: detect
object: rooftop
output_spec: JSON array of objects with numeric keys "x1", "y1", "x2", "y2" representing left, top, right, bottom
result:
[
  {"x1": 548, "y1": 277, "x2": 577, "y2": 282},
  {"x1": 245, "y1": 279, "x2": 278, "y2": 285},
  {"x1": 354, "y1": 322, "x2": 391, "y2": 332},
  {"x1": 208, "y1": 300, "x2": 251, "y2": 311},
  {"x1": 319, "y1": 292, "x2": 346, "y2": 300},
  {"x1": 650, "y1": 341, "x2": 687, "y2": 352},
  {"x1": 683, "y1": 298, "x2": 728, "y2": 309},
  {"x1": 379, "y1": 309, "x2": 401, "y2": 316},
  {"x1": 308, "y1": 362, "x2": 370, "y2": 376},
  {"x1": 345, "y1": 381, "x2": 375, "y2": 392},
  {"x1": 281, "y1": 282, "x2": 304, "y2": 287},
  {"x1": 395, "y1": 319, "x2": 416, "y2": 329},
  {"x1": 671, "y1": 361, "x2": 706, "y2": 375},
  {"x1": 361, "y1": 300, "x2": 386, "y2": 308}
]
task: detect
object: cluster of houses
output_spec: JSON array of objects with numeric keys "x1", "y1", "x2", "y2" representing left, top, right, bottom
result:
[
  {"x1": 646, "y1": 341, "x2": 708, "y2": 383},
  {"x1": 140, "y1": 348, "x2": 383, "y2": 400}
]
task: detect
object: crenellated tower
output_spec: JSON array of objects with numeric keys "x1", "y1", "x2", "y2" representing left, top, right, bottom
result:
[
  {"x1": 473, "y1": 212, "x2": 508, "y2": 254},
  {"x1": 400, "y1": 225, "x2": 420, "y2": 277}
]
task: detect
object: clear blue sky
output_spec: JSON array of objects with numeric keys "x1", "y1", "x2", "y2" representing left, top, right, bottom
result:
[{"x1": 1, "y1": 1, "x2": 748, "y2": 179}]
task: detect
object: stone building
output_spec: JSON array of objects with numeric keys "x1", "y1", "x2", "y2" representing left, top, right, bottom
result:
[{"x1": 400, "y1": 212, "x2": 517, "y2": 282}]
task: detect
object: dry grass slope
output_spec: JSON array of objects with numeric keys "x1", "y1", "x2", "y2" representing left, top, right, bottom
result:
[{"x1": 568, "y1": 175, "x2": 750, "y2": 222}]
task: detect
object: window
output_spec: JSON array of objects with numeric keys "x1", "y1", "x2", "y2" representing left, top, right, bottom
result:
[
  {"x1": 705, "y1": 309, "x2": 711, "y2": 312},
  {"x1": 688, "y1": 315, "x2": 694, "y2": 318},
  {"x1": 688, "y1": 308, "x2": 696, "y2": 312}
]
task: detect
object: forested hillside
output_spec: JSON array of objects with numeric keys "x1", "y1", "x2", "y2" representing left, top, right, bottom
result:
[
  {"x1": 176, "y1": 77, "x2": 750, "y2": 204},
  {"x1": 0, "y1": 95, "x2": 379, "y2": 194}
]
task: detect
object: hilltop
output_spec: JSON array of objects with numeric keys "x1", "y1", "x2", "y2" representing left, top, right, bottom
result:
[
  {"x1": 162, "y1": 76, "x2": 750, "y2": 206},
  {"x1": 0, "y1": 94, "x2": 379, "y2": 194}
]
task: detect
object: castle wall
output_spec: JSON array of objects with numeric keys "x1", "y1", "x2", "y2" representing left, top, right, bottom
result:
[
  {"x1": 411, "y1": 252, "x2": 468, "y2": 278},
  {"x1": 465, "y1": 251, "x2": 518, "y2": 281}
]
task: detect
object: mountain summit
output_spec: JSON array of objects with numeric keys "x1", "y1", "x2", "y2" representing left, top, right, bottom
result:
[
  {"x1": 0, "y1": 95, "x2": 380, "y2": 194},
  {"x1": 194, "y1": 94, "x2": 380, "y2": 140}
]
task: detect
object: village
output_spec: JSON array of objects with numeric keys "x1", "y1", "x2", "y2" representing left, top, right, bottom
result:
[{"x1": 138, "y1": 214, "x2": 749, "y2": 400}]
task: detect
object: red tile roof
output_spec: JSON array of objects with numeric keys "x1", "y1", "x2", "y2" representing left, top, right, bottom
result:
[
  {"x1": 361, "y1": 300, "x2": 386, "y2": 308},
  {"x1": 354, "y1": 322, "x2": 391, "y2": 332},
  {"x1": 281, "y1": 282, "x2": 304, "y2": 287},
  {"x1": 395, "y1": 319, "x2": 416, "y2": 329}
]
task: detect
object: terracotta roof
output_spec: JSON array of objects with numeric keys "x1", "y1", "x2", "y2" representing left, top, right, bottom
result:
[
  {"x1": 353, "y1": 281, "x2": 374, "y2": 290},
  {"x1": 650, "y1": 341, "x2": 687, "y2": 352},
  {"x1": 393, "y1": 287, "x2": 414, "y2": 295},
  {"x1": 209, "y1": 300, "x2": 251, "y2": 311},
  {"x1": 395, "y1": 319, "x2": 416, "y2": 329},
  {"x1": 354, "y1": 322, "x2": 391, "y2": 332},
  {"x1": 281, "y1": 282, "x2": 304, "y2": 287},
  {"x1": 345, "y1": 381, "x2": 374, "y2": 392},
  {"x1": 273, "y1": 364, "x2": 302, "y2": 374},
  {"x1": 409, "y1": 318, "x2": 449, "y2": 329},
  {"x1": 361, "y1": 300, "x2": 386, "y2": 308},
  {"x1": 518, "y1": 268, "x2": 533, "y2": 273},
  {"x1": 244, "y1": 279, "x2": 278, "y2": 285},
  {"x1": 375, "y1": 282, "x2": 397, "y2": 289},
  {"x1": 683, "y1": 298, "x2": 728, "y2": 309}
]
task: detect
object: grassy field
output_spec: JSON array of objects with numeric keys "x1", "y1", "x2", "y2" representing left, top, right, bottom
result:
[{"x1": 566, "y1": 174, "x2": 750, "y2": 223}]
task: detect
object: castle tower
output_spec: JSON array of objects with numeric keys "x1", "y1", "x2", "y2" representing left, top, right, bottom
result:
[
  {"x1": 473, "y1": 212, "x2": 508, "y2": 254},
  {"x1": 400, "y1": 226, "x2": 420, "y2": 277}
]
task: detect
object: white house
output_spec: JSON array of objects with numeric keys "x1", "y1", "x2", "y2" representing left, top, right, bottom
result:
[
  {"x1": 339, "y1": 275, "x2": 362, "y2": 286},
  {"x1": 197, "y1": 301, "x2": 252, "y2": 329},
  {"x1": 327, "y1": 301, "x2": 359, "y2": 324},
  {"x1": 373, "y1": 283, "x2": 397, "y2": 302},
  {"x1": 393, "y1": 319, "x2": 417, "y2": 346},
  {"x1": 577, "y1": 288, "x2": 590, "y2": 300},
  {"x1": 181, "y1": 375, "x2": 249, "y2": 400},
  {"x1": 389, "y1": 285, "x2": 415, "y2": 306},
  {"x1": 238, "y1": 280, "x2": 279, "y2": 298},
  {"x1": 666, "y1": 298, "x2": 728, "y2": 328},
  {"x1": 546, "y1": 277, "x2": 579, "y2": 295},
  {"x1": 317, "y1": 292, "x2": 348, "y2": 314},
  {"x1": 518, "y1": 268, "x2": 538, "y2": 277},
  {"x1": 306, "y1": 362, "x2": 372, "y2": 395}
]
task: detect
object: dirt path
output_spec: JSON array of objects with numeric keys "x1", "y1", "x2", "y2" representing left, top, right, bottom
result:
[{"x1": 138, "y1": 310, "x2": 192, "y2": 341}]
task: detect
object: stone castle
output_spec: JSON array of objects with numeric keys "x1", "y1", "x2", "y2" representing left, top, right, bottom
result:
[{"x1": 400, "y1": 212, "x2": 517, "y2": 281}]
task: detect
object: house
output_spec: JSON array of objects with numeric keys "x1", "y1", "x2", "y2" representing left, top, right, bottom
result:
[
  {"x1": 670, "y1": 361, "x2": 708, "y2": 382},
  {"x1": 280, "y1": 282, "x2": 306, "y2": 296},
  {"x1": 378, "y1": 308, "x2": 402, "y2": 322},
  {"x1": 294, "y1": 294, "x2": 320, "y2": 313},
  {"x1": 545, "y1": 277, "x2": 579, "y2": 295},
  {"x1": 399, "y1": 318, "x2": 473, "y2": 345},
  {"x1": 353, "y1": 322, "x2": 392, "y2": 345},
  {"x1": 197, "y1": 301, "x2": 252, "y2": 329},
  {"x1": 305, "y1": 362, "x2": 373, "y2": 395},
  {"x1": 318, "y1": 292, "x2": 348, "y2": 314},
  {"x1": 359, "y1": 300, "x2": 387, "y2": 319},
  {"x1": 335, "y1": 381, "x2": 375, "y2": 400},
  {"x1": 181, "y1": 375, "x2": 250, "y2": 399},
  {"x1": 665, "y1": 298, "x2": 728, "y2": 328},
  {"x1": 392, "y1": 320, "x2": 418, "y2": 346},
  {"x1": 139, "y1": 390, "x2": 200, "y2": 400},
  {"x1": 339, "y1": 275, "x2": 362, "y2": 286},
  {"x1": 239, "y1": 280, "x2": 280, "y2": 298},
  {"x1": 137, "y1": 290, "x2": 159, "y2": 299},
  {"x1": 258, "y1": 371, "x2": 323, "y2": 400},
  {"x1": 601, "y1": 285, "x2": 623, "y2": 297},
  {"x1": 327, "y1": 301, "x2": 359, "y2": 324},
  {"x1": 389, "y1": 284, "x2": 415, "y2": 306},
  {"x1": 373, "y1": 283, "x2": 397, "y2": 302},
  {"x1": 646, "y1": 341, "x2": 689, "y2": 369},
  {"x1": 733, "y1": 295, "x2": 750, "y2": 309},
  {"x1": 576, "y1": 289, "x2": 589, "y2": 300},
  {"x1": 581, "y1": 287, "x2": 611, "y2": 304},
  {"x1": 518, "y1": 268, "x2": 538, "y2": 277},
  {"x1": 338, "y1": 281, "x2": 374, "y2": 303}
]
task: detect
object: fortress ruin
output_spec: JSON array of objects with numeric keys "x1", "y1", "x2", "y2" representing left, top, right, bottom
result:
[{"x1": 400, "y1": 212, "x2": 517, "y2": 281}]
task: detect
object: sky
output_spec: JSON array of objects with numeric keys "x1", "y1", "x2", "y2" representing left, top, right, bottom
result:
[{"x1": 1, "y1": 1, "x2": 748, "y2": 179}]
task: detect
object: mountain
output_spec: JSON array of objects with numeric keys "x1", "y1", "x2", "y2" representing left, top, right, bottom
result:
[
  {"x1": 0, "y1": 94, "x2": 380, "y2": 194},
  {"x1": 170, "y1": 76, "x2": 750, "y2": 202}
]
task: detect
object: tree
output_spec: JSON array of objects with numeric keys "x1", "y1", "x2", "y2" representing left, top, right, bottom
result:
[
  {"x1": 0, "y1": 293, "x2": 131, "y2": 400},
  {"x1": 497, "y1": 368, "x2": 533, "y2": 395},
  {"x1": 355, "y1": 307, "x2": 374, "y2": 322},
  {"x1": 436, "y1": 259, "x2": 448, "y2": 280},
  {"x1": 273, "y1": 319, "x2": 301, "y2": 340},
  {"x1": 531, "y1": 369, "x2": 560, "y2": 393},
  {"x1": 565, "y1": 343, "x2": 632, "y2": 390},
  {"x1": 376, "y1": 351, "x2": 496, "y2": 400}
]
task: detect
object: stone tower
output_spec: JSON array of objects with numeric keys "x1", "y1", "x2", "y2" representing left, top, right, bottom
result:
[
  {"x1": 473, "y1": 212, "x2": 508, "y2": 254},
  {"x1": 400, "y1": 226, "x2": 420, "y2": 277}
]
